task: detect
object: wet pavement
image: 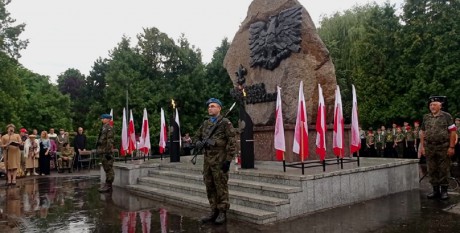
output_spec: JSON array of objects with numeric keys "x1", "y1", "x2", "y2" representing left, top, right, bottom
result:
[{"x1": 0, "y1": 164, "x2": 459, "y2": 233}]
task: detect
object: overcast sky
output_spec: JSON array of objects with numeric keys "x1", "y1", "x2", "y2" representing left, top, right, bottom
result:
[{"x1": 8, "y1": 0, "x2": 403, "y2": 82}]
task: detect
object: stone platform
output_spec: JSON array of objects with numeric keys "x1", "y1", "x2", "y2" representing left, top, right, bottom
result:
[{"x1": 103, "y1": 156, "x2": 419, "y2": 224}]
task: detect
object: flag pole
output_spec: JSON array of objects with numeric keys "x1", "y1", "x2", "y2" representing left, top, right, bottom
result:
[
  {"x1": 340, "y1": 152, "x2": 344, "y2": 169},
  {"x1": 282, "y1": 152, "x2": 286, "y2": 172},
  {"x1": 125, "y1": 89, "x2": 129, "y2": 163},
  {"x1": 300, "y1": 121, "x2": 305, "y2": 175}
]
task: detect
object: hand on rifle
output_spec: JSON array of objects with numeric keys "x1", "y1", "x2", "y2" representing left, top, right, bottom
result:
[
  {"x1": 221, "y1": 160, "x2": 231, "y2": 173},
  {"x1": 195, "y1": 140, "x2": 205, "y2": 149}
]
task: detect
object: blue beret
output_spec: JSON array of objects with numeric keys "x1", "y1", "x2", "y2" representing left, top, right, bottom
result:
[
  {"x1": 100, "y1": 114, "x2": 112, "y2": 119},
  {"x1": 206, "y1": 98, "x2": 222, "y2": 107}
]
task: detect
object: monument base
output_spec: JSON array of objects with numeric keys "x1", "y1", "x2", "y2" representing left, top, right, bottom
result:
[
  {"x1": 252, "y1": 124, "x2": 351, "y2": 163},
  {"x1": 109, "y1": 156, "x2": 419, "y2": 224}
]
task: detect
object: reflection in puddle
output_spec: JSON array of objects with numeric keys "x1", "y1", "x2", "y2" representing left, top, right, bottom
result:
[{"x1": 0, "y1": 170, "x2": 459, "y2": 233}]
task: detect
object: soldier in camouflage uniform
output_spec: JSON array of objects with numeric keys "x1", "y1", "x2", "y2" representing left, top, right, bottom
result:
[
  {"x1": 385, "y1": 128, "x2": 395, "y2": 157},
  {"x1": 97, "y1": 114, "x2": 115, "y2": 193},
  {"x1": 194, "y1": 98, "x2": 237, "y2": 225},
  {"x1": 454, "y1": 118, "x2": 460, "y2": 165},
  {"x1": 394, "y1": 126, "x2": 405, "y2": 158},
  {"x1": 420, "y1": 97, "x2": 457, "y2": 200},
  {"x1": 405, "y1": 126, "x2": 416, "y2": 158},
  {"x1": 365, "y1": 130, "x2": 376, "y2": 157},
  {"x1": 375, "y1": 128, "x2": 385, "y2": 157}
]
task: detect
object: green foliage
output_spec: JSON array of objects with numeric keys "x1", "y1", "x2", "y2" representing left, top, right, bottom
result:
[
  {"x1": 318, "y1": 0, "x2": 460, "y2": 128},
  {"x1": 0, "y1": 51, "x2": 23, "y2": 128},
  {"x1": 5, "y1": 0, "x2": 460, "y2": 150},
  {"x1": 0, "y1": 0, "x2": 28, "y2": 59},
  {"x1": 18, "y1": 68, "x2": 72, "y2": 131}
]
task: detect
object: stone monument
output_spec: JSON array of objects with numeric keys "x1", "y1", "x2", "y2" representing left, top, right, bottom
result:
[{"x1": 224, "y1": 0, "x2": 343, "y2": 162}]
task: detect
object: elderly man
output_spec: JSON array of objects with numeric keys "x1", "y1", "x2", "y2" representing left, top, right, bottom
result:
[{"x1": 420, "y1": 97, "x2": 457, "y2": 200}]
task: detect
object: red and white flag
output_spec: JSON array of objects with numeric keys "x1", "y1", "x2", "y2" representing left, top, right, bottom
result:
[
  {"x1": 139, "y1": 210, "x2": 151, "y2": 233},
  {"x1": 139, "y1": 108, "x2": 151, "y2": 154},
  {"x1": 274, "y1": 86, "x2": 285, "y2": 161},
  {"x1": 293, "y1": 81, "x2": 309, "y2": 161},
  {"x1": 350, "y1": 84, "x2": 361, "y2": 154},
  {"x1": 333, "y1": 85, "x2": 344, "y2": 157},
  {"x1": 159, "y1": 208, "x2": 168, "y2": 233},
  {"x1": 109, "y1": 109, "x2": 114, "y2": 126},
  {"x1": 159, "y1": 108, "x2": 167, "y2": 154},
  {"x1": 120, "y1": 108, "x2": 128, "y2": 156},
  {"x1": 175, "y1": 108, "x2": 181, "y2": 147},
  {"x1": 316, "y1": 84, "x2": 326, "y2": 160},
  {"x1": 128, "y1": 110, "x2": 136, "y2": 155}
]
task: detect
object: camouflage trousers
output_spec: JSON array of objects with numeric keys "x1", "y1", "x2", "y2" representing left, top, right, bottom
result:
[
  {"x1": 101, "y1": 154, "x2": 114, "y2": 184},
  {"x1": 426, "y1": 143, "x2": 451, "y2": 186},
  {"x1": 203, "y1": 159, "x2": 229, "y2": 211}
]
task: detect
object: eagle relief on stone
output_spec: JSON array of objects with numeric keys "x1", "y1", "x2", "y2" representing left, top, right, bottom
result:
[{"x1": 249, "y1": 6, "x2": 302, "y2": 70}]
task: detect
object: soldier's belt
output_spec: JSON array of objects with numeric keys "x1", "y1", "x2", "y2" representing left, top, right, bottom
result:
[
  {"x1": 426, "y1": 141, "x2": 448, "y2": 145},
  {"x1": 206, "y1": 146, "x2": 226, "y2": 151}
]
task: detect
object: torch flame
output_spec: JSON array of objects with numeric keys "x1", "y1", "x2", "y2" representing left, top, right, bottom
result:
[{"x1": 171, "y1": 99, "x2": 176, "y2": 109}]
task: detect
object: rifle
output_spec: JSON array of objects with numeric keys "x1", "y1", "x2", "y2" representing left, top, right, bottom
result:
[{"x1": 191, "y1": 102, "x2": 236, "y2": 165}]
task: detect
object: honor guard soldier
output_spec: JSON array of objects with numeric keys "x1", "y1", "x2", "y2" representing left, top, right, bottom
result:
[
  {"x1": 194, "y1": 98, "x2": 237, "y2": 224},
  {"x1": 97, "y1": 113, "x2": 115, "y2": 193},
  {"x1": 420, "y1": 97, "x2": 457, "y2": 200}
]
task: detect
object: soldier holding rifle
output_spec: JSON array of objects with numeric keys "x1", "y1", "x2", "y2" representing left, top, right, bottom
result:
[
  {"x1": 97, "y1": 113, "x2": 115, "y2": 193},
  {"x1": 193, "y1": 98, "x2": 237, "y2": 224}
]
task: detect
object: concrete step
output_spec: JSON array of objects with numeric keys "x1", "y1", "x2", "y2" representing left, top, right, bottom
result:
[
  {"x1": 159, "y1": 163, "x2": 303, "y2": 186},
  {"x1": 127, "y1": 184, "x2": 278, "y2": 224},
  {"x1": 148, "y1": 169, "x2": 301, "y2": 199},
  {"x1": 138, "y1": 176, "x2": 289, "y2": 212}
]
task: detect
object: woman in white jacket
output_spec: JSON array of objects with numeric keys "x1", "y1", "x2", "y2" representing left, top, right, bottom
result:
[{"x1": 24, "y1": 134, "x2": 39, "y2": 176}]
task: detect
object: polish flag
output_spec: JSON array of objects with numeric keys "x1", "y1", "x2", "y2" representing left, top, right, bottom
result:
[
  {"x1": 316, "y1": 84, "x2": 326, "y2": 160},
  {"x1": 120, "y1": 108, "x2": 128, "y2": 156},
  {"x1": 350, "y1": 85, "x2": 361, "y2": 154},
  {"x1": 128, "y1": 110, "x2": 136, "y2": 155},
  {"x1": 333, "y1": 85, "x2": 344, "y2": 158},
  {"x1": 293, "y1": 81, "x2": 309, "y2": 161},
  {"x1": 109, "y1": 109, "x2": 114, "y2": 126},
  {"x1": 139, "y1": 210, "x2": 151, "y2": 233},
  {"x1": 160, "y1": 208, "x2": 168, "y2": 233},
  {"x1": 139, "y1": 108, "x2": 151, "y2": 154},
  {"x1": 159, "y1": 108, "x2": 167, "y2": 154},
  {"x1": 175, "y1": 108, "x2": 181, "y2": 147},
  {"x1": 274, "y1": 86, "x2": 285, "y2": 161}
]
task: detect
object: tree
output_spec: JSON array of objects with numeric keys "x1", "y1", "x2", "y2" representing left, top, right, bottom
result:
[
  {"x1": 0, "y1": 0, "x2": 28, "y2": 59},
  {"x1": 56, "y1": 68, "x2": 87, "y2": 128},
  {"x1": 398, "y1": 0, "x2": 460, "y2": 118},
  {"x1": 18, "y1": 68, "x2": 72, "y2": 131},
  {"x1": 0, "y1": 51, "x2": 24, "y2": 127},
  {"x1": 203, "y1": 38, "x2": 236, "y2": 123}
]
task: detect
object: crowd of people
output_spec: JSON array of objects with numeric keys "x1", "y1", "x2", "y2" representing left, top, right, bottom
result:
[
  {"x1": 358, "y1": 119, "x2": 460, "y2": 164},
  {"x1": 0, "y1": 125, "x2": 88, "y2": 185}
]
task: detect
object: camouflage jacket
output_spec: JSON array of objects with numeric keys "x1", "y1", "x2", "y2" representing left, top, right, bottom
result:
[
  {"x1": 394, "y1": 132, "x2": 405, "y2": 143},
  {"x1": 97, "y1": 123, "x2": 114, "y2": 154},
  {"x1": 194, "y1": 115, "x2": 237, "y2": 164},
  {"x1": 405, "y1": 131, "x2": 415, "y2": 141},
  {"x1": 385, "y1": 131, "x2": 394, "y2": 143},
  {"x1": 413, "y1": 127, "x2": 421, "y2": 140},
  {"x1": 421, "y1": 111, "x2": 454, "y2": 143},
  {"x1": 375, "y1": 132, "x2": 385, "y2": 144},
  {"x1": 61, "y1": 147, "x2": 74, "y2": 158}
]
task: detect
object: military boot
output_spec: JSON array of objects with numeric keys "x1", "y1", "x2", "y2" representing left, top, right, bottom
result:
[
  {"x1": 200, "y1": 209, "x2": 219, "y2": 223},
  {"x1": 427, "y1": 186, "x2": 440, "y2": 199},
  {"x1": 214, "y1": 211, "x2": 226, "y2": 225},
  {"x1": 440, "y1": 186, "x2": 449, "y2": 200},
  {"x1": 98, "y1": 183, "x2": 112, "y2": 193}
]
